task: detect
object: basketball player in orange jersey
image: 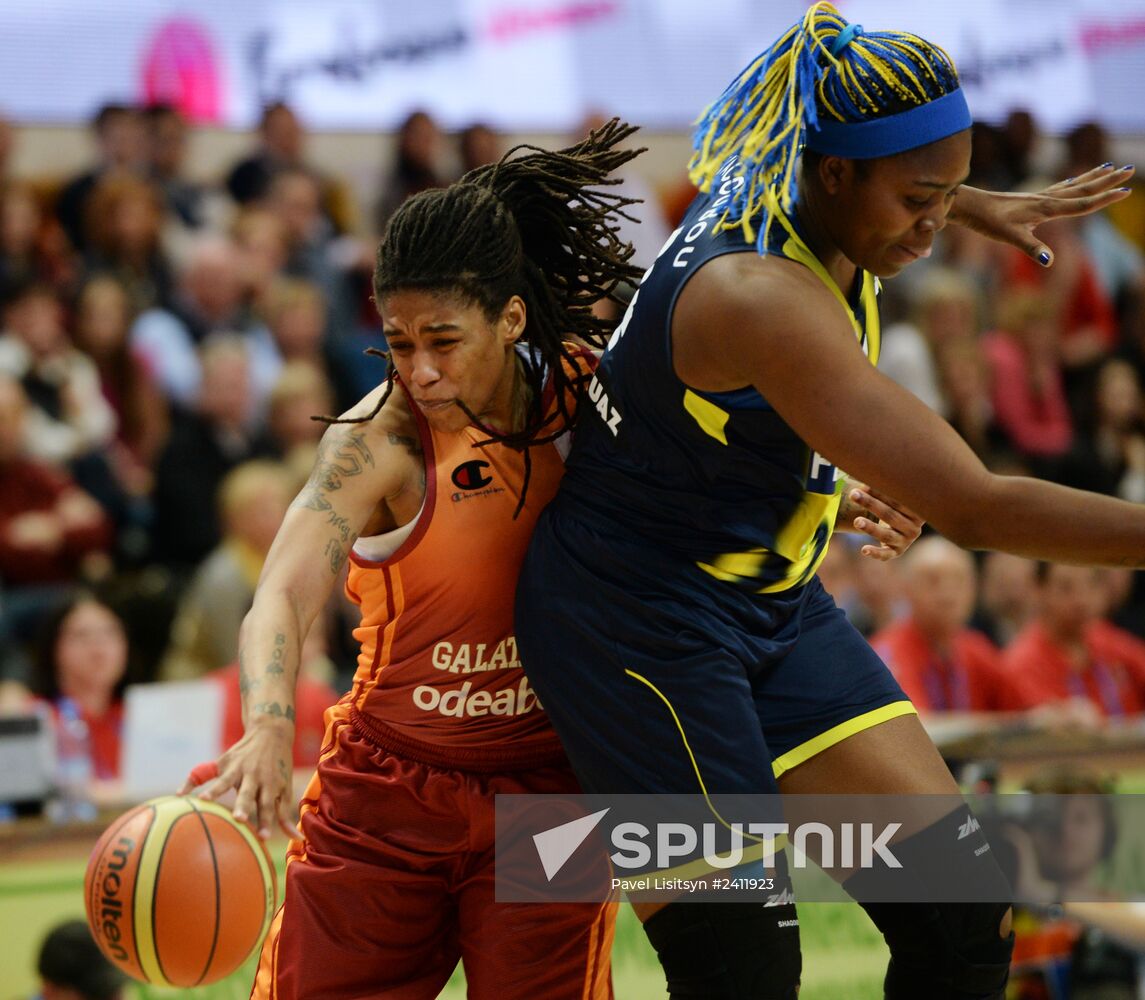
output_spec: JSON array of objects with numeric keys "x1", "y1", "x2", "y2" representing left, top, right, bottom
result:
[{"x1": 178, "y1": 122, "x2": 646, "y2": 998}]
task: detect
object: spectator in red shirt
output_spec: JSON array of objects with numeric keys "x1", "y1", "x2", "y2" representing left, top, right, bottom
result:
[
  {"x1": 1002, "y1": 562, "x2": 1145, "y2": 718},
  {"x1": 32, "y1": 592, "x2": 131, "y2": 786},
  {"x1": 870, "y1": 536, "x2": 1015, "y2": 713}
]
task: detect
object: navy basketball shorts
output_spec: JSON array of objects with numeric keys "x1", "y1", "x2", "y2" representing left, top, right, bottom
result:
[{"x1": 516, "y1": 504, "x2": 915, "y2": 798}]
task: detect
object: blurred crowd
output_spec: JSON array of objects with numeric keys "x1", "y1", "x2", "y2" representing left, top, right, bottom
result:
[{"x1": 2, "y1": 100, "x2": 1145, "y2": 794}]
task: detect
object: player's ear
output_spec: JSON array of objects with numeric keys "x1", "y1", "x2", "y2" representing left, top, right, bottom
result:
[
  {"x1": 500, "y1": 295, "x2": 526, "y2": 345},
  {"x1": 818, "y1": 154, "x2": 854, "y2": 196}
]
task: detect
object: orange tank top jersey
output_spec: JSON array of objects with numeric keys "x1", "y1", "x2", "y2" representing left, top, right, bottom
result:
[{"x1": 344, "y1": 349, "x2": 593, "y2": 769}]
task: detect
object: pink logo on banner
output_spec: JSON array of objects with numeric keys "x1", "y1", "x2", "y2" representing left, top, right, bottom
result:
[{"x1": 139, "y1": 18, "x2": 222, "y2": 123}]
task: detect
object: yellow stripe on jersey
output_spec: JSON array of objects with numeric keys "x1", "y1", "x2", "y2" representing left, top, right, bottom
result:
[
  {"x1": 697, "y1": 547, "x2": 768, "y2": 583},
  {"x1": 683, "y1": 389, "x2": 731, "y2": 445},
  {"x1": 864, "y1": 276, "x2": 882, "y2": 365},
  {"x1": 768, "y1": 488, "x2": 837, "y2": 566},
  {"x1": 698, "y1": 480, "x2": 840, "y2": 593},
  {"x1": 757, "y1": 479, "x2": 842, "y2": 594},
  {"x1": 773, "y1": 210, "x2": 881, "y2": 365}
]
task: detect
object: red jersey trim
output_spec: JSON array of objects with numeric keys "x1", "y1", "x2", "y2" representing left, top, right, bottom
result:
[{"x1": 348, "y1": 376, "x2": 438, "y2": 570}]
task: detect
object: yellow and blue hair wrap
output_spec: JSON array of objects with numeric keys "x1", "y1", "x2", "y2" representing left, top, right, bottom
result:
[{"x1": 689, "y1": 1, "x2": 965, "y2": 253}]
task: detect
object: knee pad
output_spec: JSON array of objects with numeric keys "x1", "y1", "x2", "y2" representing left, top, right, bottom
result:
[
  {"x1": 861, "y1": 900, "x2": 1013, "y2": 1000},
  {"x1": 843, "y1": 804, "x2": 1013, "y2": 906},
  {"x1": 642, "y1": 900, "x2": 801, "y2": 1000},
  {"x1": 844, "y1": 805, "x2": 1014, "y2": 999}
]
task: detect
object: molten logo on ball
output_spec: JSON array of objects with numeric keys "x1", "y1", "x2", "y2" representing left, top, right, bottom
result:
[{"x1": 92, "y1": 835, "x2": 137, "y2": 964}]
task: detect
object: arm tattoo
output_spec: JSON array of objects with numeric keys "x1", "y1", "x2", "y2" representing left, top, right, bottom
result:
[
  {"x1": 318, "y1": 513, "x2": 350, "y2": 575},
  {"x1": 238, "y1": 653, "x2": 261, "y2": 696},
  {"x1": 266, "y1": 631, "x2": 286, "y2": 676},
  {"x1": 327, "y1": 511, "x2": 352, "y2": 543},
  {"x1": 387, "y1": 430, "x2": 421, "y2": 456},
  {"x1": 251, "y1": 701, "x2": 297, "y2": 723},
  {"x1": 240, "y1": 631, "x2": 288, "y2": 698},
  {"x1": 325, "y1": 538, "x2": 348, "y2": 576},
  {"x1": 293, "y1": 428, "x2": 375, "y2": 513}
]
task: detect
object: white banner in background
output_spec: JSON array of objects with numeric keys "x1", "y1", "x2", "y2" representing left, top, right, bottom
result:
[{"x1": 2, "y1": 0, "x2": 1145, "y2": 133}]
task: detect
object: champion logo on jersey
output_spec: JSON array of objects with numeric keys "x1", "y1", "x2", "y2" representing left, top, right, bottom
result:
[{"x1": 452, "y1": 460, "x2": 493, "y2": 490}]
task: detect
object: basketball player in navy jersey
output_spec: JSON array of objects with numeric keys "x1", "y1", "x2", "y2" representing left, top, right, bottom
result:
[{"x1": 517, "y1": 4, "x2": 1141, "y2": 998}]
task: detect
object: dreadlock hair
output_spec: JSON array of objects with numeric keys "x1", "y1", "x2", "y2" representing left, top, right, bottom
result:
[
  {"x1": 689, "y1": 1, "x2": 962, "y2": 251},
  {"x1": 323, "y1": 117, "x2": 644, "y2": 515}
]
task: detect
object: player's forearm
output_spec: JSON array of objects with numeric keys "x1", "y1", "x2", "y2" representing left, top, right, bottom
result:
[
  {"x1": 236, "y1": 592, "x2": 306, "y2": 730},
  {"x1": 951, "y1": 474, "x2": 1145, "y2": 566}
]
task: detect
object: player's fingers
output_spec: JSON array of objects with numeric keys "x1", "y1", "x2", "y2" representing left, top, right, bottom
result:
[
  {"x1": 1025, "y1": 240, "x2": 1054, "y2": 268},
  {"x1": 851, "y1": 492, "x2": 898, "y2": 529},
  {"x1": 858, "y1": 486, "x2": 924, "y2": 522},
  {"x1": 277, "y1": 800, "x2": 299, "y2": 841},
  {"x1": 179, "y1": 760, "x2": 220, "y2": 795},
  {"x1": 1061, "y1": 162, "x2": 1116, "y2": 183},
  {"x1": 1041, "y1": 164, "x2": 1120, "y2": 196},
  {"x1": 853, "y1": 515, "x2": 882, "y2": 539},
  {"x1": 194, "y1": 758, "x2": 241, "y2": 801},
  {"x1": 1050, "y1": 163, "x2": 1132, "y2": 197},
  {"x1": 859, "y1": 543, "x2": 895, "y2": 562},
  {"x1": 256, "y1": 779, "x2": 282, "y2": 841},
  {"x1": 193, "y1": 774, "x2": 234, "y2": 802},
  {"x1": 1034, "y1": 187, "x2": 1133, "y2": 225},
  {"x1": 854, "y1": 489, "x2": 923, "y2": 532},
  {"x1": 854, "y1": 516, "x2": 900, "y2": 549},
  {"x1": 232, "y1": 772, "x2": 262, "y2": 830}
]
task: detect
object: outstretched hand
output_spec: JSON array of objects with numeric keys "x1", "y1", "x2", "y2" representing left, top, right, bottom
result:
[
  {"x1": 178, "y1": 721, "x2": 298, "y2": 840},
  {"x1": 842, "y1": 484, "x2": 925, "y2": 561},
  {"x1": 950, "y1": 163, "x2": 1135, "y2": 267}
]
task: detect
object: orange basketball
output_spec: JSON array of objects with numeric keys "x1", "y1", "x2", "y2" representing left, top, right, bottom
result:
[{"x1": 84, "y1": 795, "x2": 277, "y2": 987}]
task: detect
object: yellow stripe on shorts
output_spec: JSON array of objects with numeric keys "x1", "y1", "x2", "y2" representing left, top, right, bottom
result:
[{"x1": 771, "y1": 701, "x2": 917, "y2": 779}]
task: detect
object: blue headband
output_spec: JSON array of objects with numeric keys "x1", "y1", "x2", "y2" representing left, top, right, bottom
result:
[{"x1": 805, "y1": 88, "x2": 972, "y2": 159}]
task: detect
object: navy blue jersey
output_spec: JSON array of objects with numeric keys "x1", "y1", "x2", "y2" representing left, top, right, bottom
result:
[{"x1": 558, "y1": 157, "x2": 882, "y2": 594}]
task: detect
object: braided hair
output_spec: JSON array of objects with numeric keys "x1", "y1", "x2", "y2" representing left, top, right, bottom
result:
[
  {"x1": 329, "y1": 118, "x2": 644, "y2": 514},
  {"x1": 690, "y1": 1, "x2": 961, "y2": 250}
]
